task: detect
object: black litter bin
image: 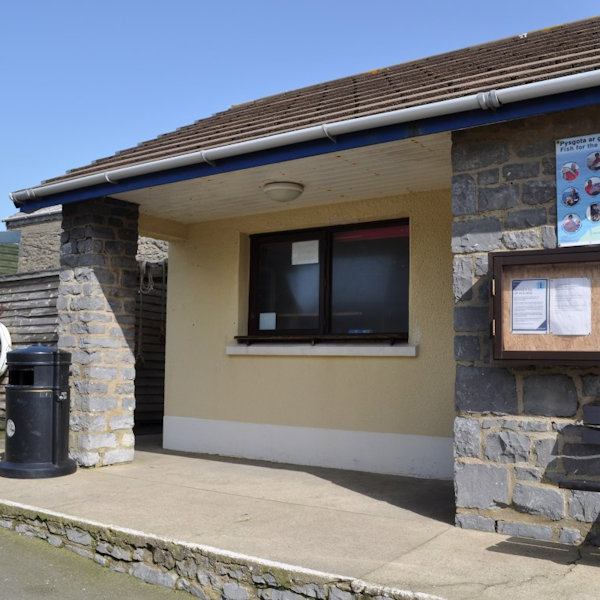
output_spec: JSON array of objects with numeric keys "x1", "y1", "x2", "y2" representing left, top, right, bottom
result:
[{"x1": 0, "y1": 346, "x2": 77, "y2": 478}]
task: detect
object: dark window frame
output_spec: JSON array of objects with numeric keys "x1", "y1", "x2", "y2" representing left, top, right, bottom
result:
[{"x1": 237, "y1": 218, "x2": 410, "y2": 345}]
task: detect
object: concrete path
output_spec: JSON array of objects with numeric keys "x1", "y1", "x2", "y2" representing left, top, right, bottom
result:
[{"x1": 0, "y1": 436, "x2": 599, "y2": 599}]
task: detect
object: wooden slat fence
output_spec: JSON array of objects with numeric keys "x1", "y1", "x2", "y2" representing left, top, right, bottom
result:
[
  {"x1": 0, "y1": 267, "x2": 167, "y2": 432},
  {"x1": 0, "y1": 270, "x2": 60, "y2": 427},
  {"x1": 0, "y1": 270, "x2": 60, "y2": 348}
]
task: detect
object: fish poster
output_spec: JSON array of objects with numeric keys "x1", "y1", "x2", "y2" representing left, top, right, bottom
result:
[{"x1": 556, "y1": 133, "x2": 600, "y2": 246}]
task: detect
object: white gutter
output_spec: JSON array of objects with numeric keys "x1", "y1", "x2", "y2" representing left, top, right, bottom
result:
[{"x1": 10, "y1": 69, "x2": 600, "y2": 206}]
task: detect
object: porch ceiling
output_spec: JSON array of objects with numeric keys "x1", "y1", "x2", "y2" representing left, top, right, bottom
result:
[{"x1": 112, "y1": 132, "x2": 451, "y2": 224}]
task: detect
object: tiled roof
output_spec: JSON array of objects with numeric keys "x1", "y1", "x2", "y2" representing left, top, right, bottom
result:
[{"x1": 46, "y1": 17, "x2": 600, "y2": 185}]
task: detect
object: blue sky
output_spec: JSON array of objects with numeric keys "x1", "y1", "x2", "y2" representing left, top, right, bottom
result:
[{"x1": 1, "y1": 1, "x2": 597, "y2": 223}]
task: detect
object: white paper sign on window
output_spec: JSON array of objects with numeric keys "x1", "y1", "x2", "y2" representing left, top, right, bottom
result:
[
  {"x1": 549, "y1": 277, "x2": 591, "y2": 336},
  {"x1": 259, "y1": 312, "x2": 276, "y2": 330},
  {"x1": 291, "y1": 240, "x2": 319, "y2": 265}
]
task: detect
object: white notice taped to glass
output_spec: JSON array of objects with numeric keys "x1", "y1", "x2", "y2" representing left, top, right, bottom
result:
[
  {"x1": 291, "y1": 240, "x2": 319, "y2": 265},
  {"x1": 259, "y1": 312, "x2": 276, "y2": 330},
  {"x1": 550, "y1": 277, "x2": 591, "y2": 335}
]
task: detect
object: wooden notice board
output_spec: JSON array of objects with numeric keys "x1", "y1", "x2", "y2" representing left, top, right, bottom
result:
[{"x1": 490, "y1": 246, "x2": 600, "y2": 365}]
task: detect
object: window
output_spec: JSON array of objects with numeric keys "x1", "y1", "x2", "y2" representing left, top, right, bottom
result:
[{"x1": 241, "y1": 219, "x2": 409, "y2": 343}]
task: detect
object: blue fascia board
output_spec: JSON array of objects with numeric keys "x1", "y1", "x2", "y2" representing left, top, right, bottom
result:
[{"x1": 19, "y1": 87, "x2": 600, "y2": 213}]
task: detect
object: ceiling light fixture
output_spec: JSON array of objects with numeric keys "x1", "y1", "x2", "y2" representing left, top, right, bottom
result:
[{"x1": 263, "y1": 181, "x2": 304, "y2": 203}]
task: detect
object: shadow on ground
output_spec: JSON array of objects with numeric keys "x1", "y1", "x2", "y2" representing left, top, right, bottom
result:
[
  {"x1": 488, "y1": 536, "x2": 600, "y2": 568},
  {"x1": 488, "y1": 537, "x2": 582, "y2": 565},
  {"x1": 136, "y1": 433, "x2": 455, "y2": 524}
]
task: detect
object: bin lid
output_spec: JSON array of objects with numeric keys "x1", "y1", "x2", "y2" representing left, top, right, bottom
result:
[{"x1": 7, "y1": 345, "x2": 71, "y2": 366}]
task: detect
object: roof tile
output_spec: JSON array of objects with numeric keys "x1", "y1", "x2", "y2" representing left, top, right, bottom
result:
[{"x1": 43, "y1": 17, "x2": 600, "y2": 185}]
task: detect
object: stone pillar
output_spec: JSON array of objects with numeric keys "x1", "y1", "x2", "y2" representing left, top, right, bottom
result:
[
  {"x1": 452, "y1": 105, "x2": 600, "y2": 544},
  {"x1": 58, "y1": 197, "x2": 139, "y2": 467}
]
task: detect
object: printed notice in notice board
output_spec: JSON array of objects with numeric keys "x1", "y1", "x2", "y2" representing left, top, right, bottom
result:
[
  {"x1": 549, "y1": 278, "x2": 591, "y2": 336},
  {"x1": 511, "y1": 279, "x2": 548, "y2": 334}
]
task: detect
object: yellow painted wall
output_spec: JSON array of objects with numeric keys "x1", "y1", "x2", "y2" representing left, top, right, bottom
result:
[{"x1": 164, "y1": 190, "x2": 454, "y2": 437}]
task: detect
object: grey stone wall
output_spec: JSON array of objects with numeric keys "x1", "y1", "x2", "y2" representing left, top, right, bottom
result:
[
  {"x1": 5, "y1": 208, "x2": 168, "y2": 272},
  {"x1": 137, "y1": 236, "x2": 168, "y2": 264},
  {"x1": 58, "y1": 198, "x2": 139, "y2": 467},
  {"x1": 14, "y1": 218, "x2": 62, "y2": 272},
  {"x1": 452, "y1": 105, "x2": 600, "y2": 543}
]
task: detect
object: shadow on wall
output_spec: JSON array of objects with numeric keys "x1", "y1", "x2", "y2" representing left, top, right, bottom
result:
[
  {"x1": 482, "y1": 413, "x2": 600, "y2": 563},
  {"x1": 547, "y1": 413, "x2": 600, "y2": 548}
]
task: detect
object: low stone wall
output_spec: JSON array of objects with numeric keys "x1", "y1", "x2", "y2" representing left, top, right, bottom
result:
[{"x1": 0, "y1": 501, "x2": 441, "y2": 600}]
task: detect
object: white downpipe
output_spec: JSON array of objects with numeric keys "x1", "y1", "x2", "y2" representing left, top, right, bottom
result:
[{"x1": 10, "y1": 69, "x2": 600, "y2": 206}]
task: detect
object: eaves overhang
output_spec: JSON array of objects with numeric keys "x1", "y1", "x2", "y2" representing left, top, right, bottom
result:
[{"x1": 11, "y1": 71, "x2": 600, "y2": 214}]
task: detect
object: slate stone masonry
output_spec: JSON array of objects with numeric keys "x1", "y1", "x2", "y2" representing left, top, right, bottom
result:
[
  {"x1": 452, "y1": 106, "x2": 600, "y2": 544},
  {"x1": 0, "y1": 502, "x2": 436, "y2": 600},
  {"x1": 58, "y1": 197, "x2": 139, "y2": 468}
]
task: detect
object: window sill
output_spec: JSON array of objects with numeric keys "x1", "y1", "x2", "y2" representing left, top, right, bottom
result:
[{"x1": 225, "y1": 343, "x2": 418, "y2": 357}]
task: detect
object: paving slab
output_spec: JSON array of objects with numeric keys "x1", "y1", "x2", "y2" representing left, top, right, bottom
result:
[{"x1": 0, "y1": 435, "x2": 600, "y2": 599}]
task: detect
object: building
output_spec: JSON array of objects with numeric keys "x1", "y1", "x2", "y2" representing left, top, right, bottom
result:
[{"x1": 9, "y1": 17, "x2": 600, "y2": 543}]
